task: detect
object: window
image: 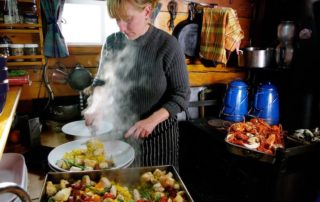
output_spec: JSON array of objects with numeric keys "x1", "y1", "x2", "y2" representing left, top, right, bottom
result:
[{"x1": 61, "y1": 0, "x2": 119, "y2": 45}]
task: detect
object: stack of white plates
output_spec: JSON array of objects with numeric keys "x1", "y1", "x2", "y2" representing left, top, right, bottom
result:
[
  {"x1": 48, "y1": 139, "x2": 135, "y2": 172},
  {"x1": 0, "y1": 153, "x2": 28, "y2": 202},
  {"x1": 61, "y1": 120, "x2": 113, "y2": 137}
]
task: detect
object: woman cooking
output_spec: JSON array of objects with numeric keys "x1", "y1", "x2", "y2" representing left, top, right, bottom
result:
[{"x1": 83, "y1": 0, "x2": 190, "y2": 170}]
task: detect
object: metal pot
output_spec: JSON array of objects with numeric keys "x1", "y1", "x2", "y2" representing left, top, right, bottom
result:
[
  {"x1": 48, "y1": 104, "x2": 81, "y2": 122},
  {"x1": 238, "y1": 47, "x2": 275, "y2": 68}
]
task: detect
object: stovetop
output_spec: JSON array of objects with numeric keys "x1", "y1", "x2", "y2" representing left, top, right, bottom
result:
[{"x1": 178, "y1": 118, "x2": 320, "y2": 202}]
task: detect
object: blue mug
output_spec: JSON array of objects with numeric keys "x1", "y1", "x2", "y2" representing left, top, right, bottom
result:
[
  {"x1": 253, "y1": 82, "x2": 280, "y2": 125},
  {"x1": 221, "y1": 80, "x2": 248, "y2": 122}
]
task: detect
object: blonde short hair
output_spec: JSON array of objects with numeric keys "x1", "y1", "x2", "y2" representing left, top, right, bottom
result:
[{"x1": 107, "y1": 0, "x2": 159, "y2": 20}]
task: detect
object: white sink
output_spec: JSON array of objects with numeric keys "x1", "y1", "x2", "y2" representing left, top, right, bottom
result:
[{"x1": 0, "y1": 153, "x2": 28, "y2": 202}]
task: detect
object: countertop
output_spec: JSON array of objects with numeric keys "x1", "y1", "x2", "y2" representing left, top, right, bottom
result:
[{"x1": 0, "y1": 87, "x2": 21, "y2": 160}]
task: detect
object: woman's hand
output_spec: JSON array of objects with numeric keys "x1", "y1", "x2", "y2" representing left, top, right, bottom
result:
[
  {"x1": 124, "y1": 108, "x2": 170, "y2": 139},
  {"x1": 124, "y1": 118, "x2": 157, "y2": 138},
  {"x1": 82, "y1": 86, "x2": 105, "y2": 126}
]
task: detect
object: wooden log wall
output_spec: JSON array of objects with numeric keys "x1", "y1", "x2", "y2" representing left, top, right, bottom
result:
[{"x1": 18, "y1": 0, "x2": 252, "y2": 101}]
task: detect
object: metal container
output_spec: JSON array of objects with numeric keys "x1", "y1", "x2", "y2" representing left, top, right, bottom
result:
[
  {"x1": 253, "y1": 82, "x2": 280, "y2": 125},
  {"x1": 39, "y1": 165, "x2": 194, "y2": 202},
  {"x1": 221, "y1": 80, "x2": 248, "y2": 122},
  {"x1": 238, "y1": 47, "x2": 275, "y2": 68},
  {"x1": 277, "y1": 21, "x2": 295, "y2": 43},
  {"x1": 225, "y1": 137, "x2": 276, "y2": 164}
]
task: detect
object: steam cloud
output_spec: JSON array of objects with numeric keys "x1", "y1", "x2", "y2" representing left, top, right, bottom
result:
[{"x1": 86, "y1": 42, "x2": 144, "y2": 142}]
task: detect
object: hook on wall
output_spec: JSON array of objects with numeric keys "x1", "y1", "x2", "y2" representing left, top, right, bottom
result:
[{"x1": 167, "y1": 0, "x2": 178, "y2": 30}]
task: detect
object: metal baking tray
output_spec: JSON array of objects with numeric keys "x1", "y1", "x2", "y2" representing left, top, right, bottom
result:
[
  {"x1": 225, "y1": 137, "x2": 276, "y2": 164},
  {"x1": 39, "y1": 165, "x2": 194, "y2": 202}
]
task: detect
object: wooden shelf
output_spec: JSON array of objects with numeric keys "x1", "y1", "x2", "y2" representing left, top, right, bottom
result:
[
  {"x1": 0, "y1": 27, "x2": 41, "y2": 33},
  {"x1": 8, "y1": 55, "x2": 43, "y2": 59},
  {"x1": 0, "y1": 24, "x2": 41, "y2": 28},
  {"x1": 18, "y1": 0, "x2": 36, "y2": 3},
  {"x1": 0, "y1": 0, "x2": 45, "y2": 67},
  {"x1": 0, "y1": 0, "x2": 36, "y2": 2},
  {"x1": 6, "y1": 61, "x2": 43, "y2": 67},
  {"x1": 6, "y1": 55, "x2": 45, "y2": 67}
]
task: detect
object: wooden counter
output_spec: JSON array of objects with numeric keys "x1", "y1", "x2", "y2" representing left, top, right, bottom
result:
[{"x1": 0, "y1": 87, "x2": 22, "y2": 160}]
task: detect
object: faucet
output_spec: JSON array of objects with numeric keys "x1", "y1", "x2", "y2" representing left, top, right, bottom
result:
[{"x1": 0, "y1": 182, "x2": 32, "y2": 202}]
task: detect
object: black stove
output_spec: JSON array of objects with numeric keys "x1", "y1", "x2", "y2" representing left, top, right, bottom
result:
[{"x1": 178, "y1": 118, "x2": 320, "y2": 202}]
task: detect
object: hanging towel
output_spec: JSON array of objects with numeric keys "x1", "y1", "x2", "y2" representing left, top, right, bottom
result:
[{"x1": 199, "y1": 7, "x2": 244, "y2": 65}]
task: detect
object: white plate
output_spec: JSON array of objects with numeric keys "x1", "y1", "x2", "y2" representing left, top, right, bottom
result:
[
  {"x1": 48, "y1": 138, "x2": 135, "y2": 172},
  {"x1": 62, "y1": 120, "x2": 113, "y2": 137},
  {"x1": 0, "y1": 153, "x2": 27, "y2": 202}
]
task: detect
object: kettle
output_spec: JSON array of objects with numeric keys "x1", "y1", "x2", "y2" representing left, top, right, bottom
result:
[
  {"x1": 253, "y1": 82, "x2": 280, "y2": 125},
  {"x1": 221, "y1": 80, "x2": 249, "y2": 122}
]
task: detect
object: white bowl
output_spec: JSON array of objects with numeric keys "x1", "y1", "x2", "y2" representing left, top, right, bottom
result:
[{"x1": 48, "y1": 138, "x2": 135, "y2": 172}]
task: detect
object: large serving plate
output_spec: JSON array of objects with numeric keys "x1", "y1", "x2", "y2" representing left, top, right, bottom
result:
[
  {"x1": 48, "y1": 138, "x2": 135, "y2": 172},
  {"x1": 225, "y1": 137, "x2": 276, "y2": 163},
  {"x1": 39, "y1": 165, "x2": 194, "y2": 202},
  {"x1": 62, "y1": 120, "x2": 113, "y2": 137},
  {"x1": 0, "y1": 153, "x2": 27, "y2": 202}
]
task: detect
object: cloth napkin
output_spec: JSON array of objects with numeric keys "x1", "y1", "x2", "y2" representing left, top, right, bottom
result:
[{"x1": 199, "y1": 7, "x2": 244, "y2": 65}]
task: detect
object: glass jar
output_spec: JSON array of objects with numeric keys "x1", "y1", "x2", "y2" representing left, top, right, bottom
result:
[
  {"x1": 23, "y1": 13, "x2": 37, "y2": 24},
  {"x1": 0, "y1": 44, "x2": 10, "y2": 56},
  {"x1": 10, "y1": 44, "x2": 24, "y2": 61},
  {"x1": 24, "y1": 43, "x2": 38, "y2": 61}
]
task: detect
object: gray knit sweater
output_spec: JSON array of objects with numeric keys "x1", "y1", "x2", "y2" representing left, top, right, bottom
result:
[{"x1": 95, "y1": 26, "x2": 190, "y2": 123}]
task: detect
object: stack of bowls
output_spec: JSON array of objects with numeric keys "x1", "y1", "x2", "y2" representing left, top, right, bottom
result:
[{"x1": 0, "y1": 56, "x2": 9, "y2": 115}]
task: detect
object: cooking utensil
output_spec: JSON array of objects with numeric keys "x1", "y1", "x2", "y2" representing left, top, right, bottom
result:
[
  {"x1": 277, "y1": 21, "x2": 296, "y2": 43},
  {"x1": 47, "y1": 139, "x2": 134, "y2": 172},
  {"x1": 68, "y1": 64, "x2": 93, "y2": 91},
  {"x1": 238, "y1": 47, "x2": 275, "y2": 68},
  {"x1": 39, "y1": 165, "x2": 194, "y2": 202},
  {"x1": 172, "y1": 2, "x2": 201, "y2": 58},
  {"x1": 252, "y1": 82, "x2": 280, "y2": 125},
  {"x1": 51, "y1": 66, "x2": 68, "y2": 84},
  {"x1": 275, "y1": 43, "x2": 294, "y2": 68},
  {"x1": 47, "y1": 104, "x2": 81, "y2": 122},
  {"x1": 220, "y1": 80, "x2": 249, "y2": 122},
  {"x1": 225, "y1": 136, "x2": 276, "y2": 164}
]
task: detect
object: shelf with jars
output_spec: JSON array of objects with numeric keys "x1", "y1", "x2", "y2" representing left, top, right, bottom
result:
[{"x1": 0, "y1": 0, "x2": 45, "y2": 67}]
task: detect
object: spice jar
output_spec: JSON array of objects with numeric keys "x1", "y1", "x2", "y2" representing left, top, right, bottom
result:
[
  {"x1": 24, "y1": 43, "x2": 38, "y2": 61},
  {"x1": 10, "y1": 44, "x2": 24, "y2": 61},
  {"x1": 23, "y1": 13, "x2": 38, "y2": 25},
  {"x1": 0, "y1": 44, "x2": 10, "y2": 56}
]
